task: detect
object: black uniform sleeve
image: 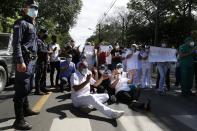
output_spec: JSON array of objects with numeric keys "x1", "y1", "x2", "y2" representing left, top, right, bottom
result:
[
  {"x1": 12, "y1": 21, "x2": 25, "y2": 64},
  {"x1": 38, "y1": 40, "x2": 48, "y2": 53}
]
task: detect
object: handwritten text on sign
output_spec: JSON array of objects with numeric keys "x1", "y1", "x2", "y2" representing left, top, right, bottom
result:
[{"x1": 148, "y1": 46, "x2": 177, "y2": 62}]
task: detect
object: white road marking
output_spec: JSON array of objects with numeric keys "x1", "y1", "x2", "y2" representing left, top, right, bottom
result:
[
  {"x1": 0, "y1": 119, "x2": 14, "y2": 131},
  {"x1": 50, "y1": 118, "x2": 92, "y2": 131},
  {"x1": 118, "y1": 116, "x2": 165, "y2": 131},
  {"x1": 172, "y1": 115, "x2": 197, "y2": 131}
]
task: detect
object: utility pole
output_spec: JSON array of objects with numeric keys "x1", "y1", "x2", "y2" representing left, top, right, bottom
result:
[
  {"x1": 98, "y1": 24, "x2": 101, "y2": 43},
  {"x1": 122, "y1": 17, "x2": 125, "y2": 47}
]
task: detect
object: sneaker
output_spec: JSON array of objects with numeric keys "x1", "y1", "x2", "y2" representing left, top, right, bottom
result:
[{"x1": 110, "y1": 110, "x2": 124, "y2": 119}]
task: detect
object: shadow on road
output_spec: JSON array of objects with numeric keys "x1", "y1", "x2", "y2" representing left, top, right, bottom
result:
[
  {"x1": 46, "y1": 103, "x2": 118, "y2": 127},
  {"x1": 0, "y1": 117, "x2": 15, "y2": 131},
  {"x1": 56, "y1": 93, "x2": 71, "y2": 102}
]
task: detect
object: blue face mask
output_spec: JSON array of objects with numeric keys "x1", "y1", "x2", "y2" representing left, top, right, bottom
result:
[{"x1": 27, "y1": 8, "x2": 38, "y2": 18}]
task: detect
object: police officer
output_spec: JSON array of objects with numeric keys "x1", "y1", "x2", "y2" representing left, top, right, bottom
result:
[
  {"x1": 12, "y1": 0, "x2": 39, "y2": 130},
  {"x1": 35, "y1": 29, "x2": 50, "y2": 95}
]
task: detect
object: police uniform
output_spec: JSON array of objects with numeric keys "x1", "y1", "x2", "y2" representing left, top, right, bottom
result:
[
  {"x1": 12, "y1": 0, "x2": 39, "y2": 130},
  {"x1": 35, "y1": 34, "x2": 49, "y2": 95}
]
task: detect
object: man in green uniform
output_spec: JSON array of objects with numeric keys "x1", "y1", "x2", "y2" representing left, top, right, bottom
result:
[{"x1": 179, "y1": 37, "x2": 197, "y2": 96}]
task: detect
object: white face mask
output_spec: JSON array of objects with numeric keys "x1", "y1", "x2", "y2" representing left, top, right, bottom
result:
[
  {"x1": 161, "y1": 44, "x2": 166, "y2": 48},
  {"x1": 131, "y1": 47, "x2": 136, "y2": 52},
  {"x1": 118, "y1": 68, "x2": 123, "y2": 73},
  {"x1": 145, "y1": 49, "x2": 149, "y2": 52},
  {"x1": 99, "y1": 70, "x2": 105, "y2": 74},
  {"x1": 190, "y1": 42, "x2": 195, "y2": 47},
  {"x1": 27, "y1": 8, "x2": 38, "y2": 18},
  {"x1": 81, "y1": 68, "x2": 88, "y2": 75},
  {"x1": 115, "y1": 46, "x2": 119, "y2": 49},
  {"x1": 66, "y1": 58, "x2": 72, "y2": 63},
  {"x1": 81, "y1": 58, "x2": 86, "y2": 62}
]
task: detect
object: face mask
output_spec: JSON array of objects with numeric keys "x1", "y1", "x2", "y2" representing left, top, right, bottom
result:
[
  {"x1": 131, "y1": 47, "x2": 136, "y2": 52},
  {"x1": 190, "y1": 42, "x2": 195, "y2": 47},
  {"x1": 161, "y1": 44, "x2": 166, "y2": 48},
  {"x1": 118, "y1": 68, "x2": 123, "y2": 73},
  {"x1": 145, "y1": 49, "x2": 149, "y2": 52},
  {"x1": 81, "y1": 68, "x2": 88, "y2": 76},
  {"x1": 27, "y1": 8, "x2": 38, "y2": 18},
  {"x1": 81, "y1": 58, "x2": 86, "y2": 62},
  {"x1": 115, "y1": 46, "x2": 119, "y2": 49},
  {"x1": 99, "y1": 70, "x2": 105, "y2": 74},
  {"x1": 66, "y1": 58, "x2": 72, "y2": 63}
]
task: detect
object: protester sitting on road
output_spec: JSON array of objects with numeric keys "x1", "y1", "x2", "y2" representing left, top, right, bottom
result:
[
  {"x1": 70, "y1": 61, "x2": 124, "y2": 119},
  {"x1": 94, "y1": 64, "x2": 116, "y2": 103},
  {"x1": 111, "y1": 63, "x2": 151, "y2": 111},
  {"x1": 59, "y1": 54, "x2": 76, "y2": 92}
]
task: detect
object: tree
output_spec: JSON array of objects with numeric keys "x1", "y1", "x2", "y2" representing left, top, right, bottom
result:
[
  {"x1": 0, "y1": 0, "x2": 23, "y2": 32},
  {"x1": 0, "y1": 0, "x2": 82, "y2": 46},
  {"x1": 37, "y1": 0, "x2": 82, "y2": 34}
]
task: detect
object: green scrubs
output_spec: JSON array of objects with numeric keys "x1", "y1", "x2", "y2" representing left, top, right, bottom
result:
[{"x1": 179, "y1": 44, "x2": 194, "y2": 95}]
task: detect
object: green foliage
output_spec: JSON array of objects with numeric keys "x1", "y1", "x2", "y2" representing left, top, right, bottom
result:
[
  {"x1": 0, "y1": 0, "x2": 82, "y2": 46},
  {"x1": 87, "y1": 0, "x2": 197, "y2": 47},
  {"x1": 37, "y1": 0, "x2": 82, "y2": 33}
]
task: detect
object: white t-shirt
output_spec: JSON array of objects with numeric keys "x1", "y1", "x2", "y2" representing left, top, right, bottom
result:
[
  {"x1": 49, "y1": 43, "x2": 60, "y2": 62},
  {"x1": 114, "y1": 72, "x2": 130, "y2": 94},
  {"x1": 70, "y1": 70, "x2": 96, "y2": 99},
  {"x1": 140, "y1": 51, "x2": 151, "y2": 69},
  {"x1": 106, "y1": 53, "x2": 112, "y2": 65},
  {"x1": 126, "y1": 51, "x2": 139, "y2": 71},
  {"x1": 84, "y1": 46, "x2": 95, "y2": 68}
]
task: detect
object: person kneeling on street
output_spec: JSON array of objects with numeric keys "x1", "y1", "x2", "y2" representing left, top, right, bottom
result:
[
  {"x1": 60, "y1": 54, "x2": 76, "y2": 92},
  {"x1": 70, "y1": 61, "x2": 124, "y2": 119},
  {"x1": 111, "y1": 63, "x2": 151, "y2": 111}
]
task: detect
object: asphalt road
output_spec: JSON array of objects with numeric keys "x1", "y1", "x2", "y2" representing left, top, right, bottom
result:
[{"x1": 0, "y1": 73, "x2": 197, "y2": 131}]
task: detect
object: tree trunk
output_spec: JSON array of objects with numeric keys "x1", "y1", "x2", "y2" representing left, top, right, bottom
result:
[{"x1": 188, "y1": 0, "x2": 192, "y2": 17}]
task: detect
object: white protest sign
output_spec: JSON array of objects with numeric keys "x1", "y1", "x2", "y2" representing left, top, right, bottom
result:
[
  {"x1": 148, "y1": 46, "x2": 177, "y2": 62},
  {"x1": 100, "y1": 45, "x2": 110, "y2": 52},
  {"x1": 84, "y1": 45, "x2": 94, "y2": 55}
]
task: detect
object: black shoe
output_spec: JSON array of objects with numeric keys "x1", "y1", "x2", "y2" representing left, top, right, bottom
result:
[
  {"x1": 144, "y1": 99, "x2": 151, "y2": 111},
  {"x1": 42, "y1": 88, "x2": 50, "y2": 92},
  {"x1": 128, "y1": 103, "x2": 138, "y2": 111},
  {"x1": 24, "y1": 109, "x2": 40, "y2": 117},
  {"x1": 41, "y1": 89, "x2": 50, "y2": 94},
  {"x1": 13, "y1": 119, "x2": 32, "y2": 130},
  {"x1": 34, "y1": 91, "x2": 46, "y2": 95}
]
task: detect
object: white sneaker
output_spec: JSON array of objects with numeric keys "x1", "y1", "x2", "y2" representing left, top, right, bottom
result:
[{"x1": 110, "y1": 110, "x2": 124, "y2": 119}]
